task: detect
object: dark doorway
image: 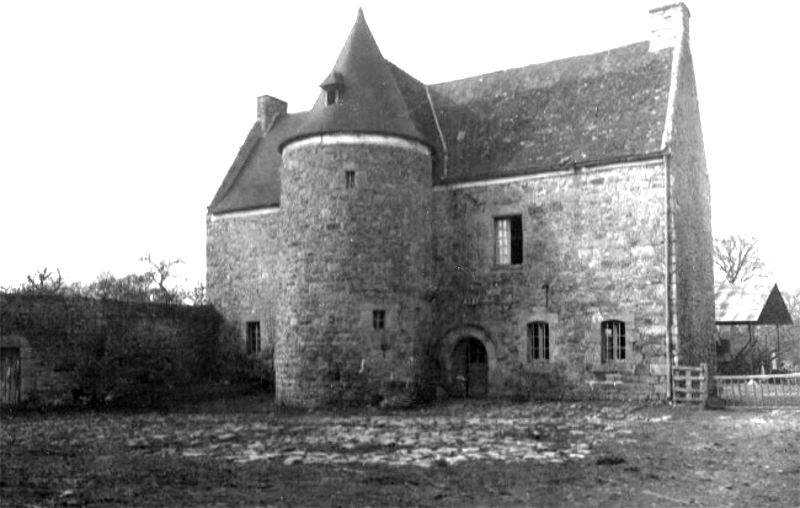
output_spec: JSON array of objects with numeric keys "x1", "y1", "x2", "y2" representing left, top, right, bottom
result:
[
  {"x1": 451, "y1": 337, "x2": 488, "y2": 398},
  {"x1": 1, "y1": 348, "x2": 21, "y2": 406}
]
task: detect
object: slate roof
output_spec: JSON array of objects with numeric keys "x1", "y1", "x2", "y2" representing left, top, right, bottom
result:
[
  {"x1": 715, "y1": 283, "x2": 794, "y2": 325},
  {"x1": 209, "y1": 10, "x2": 676, "y2": 214},
  {"x1": 280, "y1": 9, "x2": 424, "y2": 150},
  {"x1": 208, "y1": 113, "x2": 306, "y2": 214},
  {"x1": 427, "y1": 42, "x2": 673, "y2": 183}
]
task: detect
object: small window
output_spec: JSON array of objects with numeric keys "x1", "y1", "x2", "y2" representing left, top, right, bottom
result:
[
  {"x1": 372, "y1": 310, "x2": 386, "y2": 330},
  {"x1": 246, "y1": 321, "x2": 261, "y2": 354},
  {"x1": 345, "y1": 170, "x2": 355, "y2": 189},
  {"x1": 601, "y1": 320, "x2": 626, "y2": 363},
  {"x1": 325, "y1": 88, "x2": 339, "y2": 106},
  {"x1": 495, "y1": 215, "x2": 523, "y2": 265},
  {"x1": 527, "y1": 321, "x2": 550, "y2": 361}
]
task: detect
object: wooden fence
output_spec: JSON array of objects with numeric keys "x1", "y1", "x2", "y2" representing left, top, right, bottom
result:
[{"x1": 715, "y1": 373, "x2": 800, "y2": 408}]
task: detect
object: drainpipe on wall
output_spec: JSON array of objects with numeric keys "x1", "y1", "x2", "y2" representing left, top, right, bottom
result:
[{"x1": 663, "y1": 152, "x2": 674, "y2": 403}]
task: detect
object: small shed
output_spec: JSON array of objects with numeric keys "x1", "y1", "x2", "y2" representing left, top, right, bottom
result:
[{"x1": 715, "y1": 283, "x2": 793, "y2": 372}]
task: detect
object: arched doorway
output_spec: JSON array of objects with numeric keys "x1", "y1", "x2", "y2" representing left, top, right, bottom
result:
[{"x1": 451, "y1": 337, "x2": 488, "y2": 398}]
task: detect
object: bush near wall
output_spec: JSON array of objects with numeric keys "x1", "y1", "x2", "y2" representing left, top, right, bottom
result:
[{"x1": 0, "y1": 293, "x2": 244, "y2": 407}]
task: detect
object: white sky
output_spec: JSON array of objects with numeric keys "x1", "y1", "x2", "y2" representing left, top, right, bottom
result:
[{"x1": 1, "y1": 0, "x2": 798, "y2": 292}]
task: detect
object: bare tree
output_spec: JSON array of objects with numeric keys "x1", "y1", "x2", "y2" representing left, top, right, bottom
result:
[
  {"x1": 714, "y1": 235, "x2": 767, "y2": 284},
  {"x1": 140, "y1": 254, "x2": 184, "y2": 304},
  {"x1": 12, "y1": 267, "x2": 67, "y2": 295}
]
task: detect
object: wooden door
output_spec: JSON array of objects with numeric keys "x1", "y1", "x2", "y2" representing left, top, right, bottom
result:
[
  {"x1": 1, "y1": 348, "x2": 21, "y2": 405},
  {"x1": 451, "y1": 338, "x2": 488, "y2": 398}
]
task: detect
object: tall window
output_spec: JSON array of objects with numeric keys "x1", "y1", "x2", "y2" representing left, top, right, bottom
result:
[
  {"x1": 601, "y1": 320, "x2": 626, "y2": 363},
  {"x1": 345, "y1": 170, "x2": 356, "y2": 189},
  {"x1": 495, "y1": 215, "x2": 523, "y2": 265},
  {"x1": 372, "y1": 310, "x2": 386, "y2": 330},
  {"x1": 527, "y1": 321, "x2": 550, "y2": 361},
  {"x1": 246, "y1": 321, "x2": 261, "y2": 354}
]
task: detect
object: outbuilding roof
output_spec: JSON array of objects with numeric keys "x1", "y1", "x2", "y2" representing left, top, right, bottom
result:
[
  {"x1": 715, "y1": 283, "x2": 794, "y2": 325},
  {"x1": 208, "y1": 7, "x2": 679, "y2": 214}
]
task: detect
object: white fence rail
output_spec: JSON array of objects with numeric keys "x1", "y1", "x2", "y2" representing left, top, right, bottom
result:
[{"x1": 715, "y1": 373, "x2": 800, "y2": 408}]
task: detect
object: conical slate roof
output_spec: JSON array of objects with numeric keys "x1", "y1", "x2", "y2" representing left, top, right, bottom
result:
[{"x1": 280, "y1": 9, "x2": 425, "y2": 149}]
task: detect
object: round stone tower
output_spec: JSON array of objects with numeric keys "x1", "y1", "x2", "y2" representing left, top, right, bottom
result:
[{"x1": 274, "y1": 9, "x2": 433, "y2": 406}]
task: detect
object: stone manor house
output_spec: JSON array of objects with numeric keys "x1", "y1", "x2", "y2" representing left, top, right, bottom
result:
[{"x1": 207, "y1": 3, "x2": 715, "y2": 406}]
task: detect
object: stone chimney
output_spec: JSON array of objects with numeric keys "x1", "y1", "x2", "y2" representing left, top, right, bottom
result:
[
  {"x1": 257, "y1": 94, "x2": 288, "y2": 133},
  {"x1": 649, "y1": 3, "x2": 690, "y2": 52}
]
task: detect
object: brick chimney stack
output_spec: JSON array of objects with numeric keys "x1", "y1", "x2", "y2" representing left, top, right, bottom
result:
[
  {"x1": 257, "y1": 94, "x2": 288, "y2": 133},
  {"x1": 649, "y1": 3, "x2": 690, "y2": 52}
]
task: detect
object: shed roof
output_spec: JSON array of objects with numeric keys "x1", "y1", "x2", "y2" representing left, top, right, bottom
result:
[{"x1": 715, "y1": 283, "x2": 794, "y2": 325}]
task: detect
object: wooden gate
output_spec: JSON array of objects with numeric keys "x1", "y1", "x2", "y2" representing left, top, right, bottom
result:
[
  {"x1": 672, "y1": 364, "x2": 707, "y2": 405},
  {"x1": 1, "y1": 347, "x2": 21, "y2": 406},
  {"x1": 715, "y1": 373, "x2": 800, "y2": 408}
]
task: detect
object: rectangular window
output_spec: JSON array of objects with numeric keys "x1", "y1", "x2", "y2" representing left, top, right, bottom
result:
[
  {"x1": 345, "y1": 170, "x2": 356, "y2": 189},
  {"x1": 325, "y1": 88, "x2": 339, "y2": 106},
  {"x1": 372, "y1": 310, "x2": 386, "y2": 330},
  {"x1": 495, "y1": 215, "x2": 523, "y2": 265},
  {"x1": 601, "y1": 320, "x2": 626, "y2": 363},
  {"x1": 246, "y1": 321, "x2": 261, "y2": 354},
  {"x1": 527, "y1": 321, "x2": 550, "y2": 361}
]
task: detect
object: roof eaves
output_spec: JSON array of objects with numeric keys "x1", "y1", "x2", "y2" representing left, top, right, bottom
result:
[{"x1": 436, "y1": 150, "x2": 666, "y2": 186}]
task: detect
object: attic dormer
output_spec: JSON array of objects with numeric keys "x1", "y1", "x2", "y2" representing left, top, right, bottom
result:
[{"x1": 321, "y1": 71, "x2": 344, "y2": 106}]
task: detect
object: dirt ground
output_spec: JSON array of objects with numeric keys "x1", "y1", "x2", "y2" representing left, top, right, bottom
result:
[{"x1": 1, "y1": 395, "x2": 799, "y2": 507}]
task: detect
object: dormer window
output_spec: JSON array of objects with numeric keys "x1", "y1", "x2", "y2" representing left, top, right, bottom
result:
[
  {"x1": 320, "y1": 71, "x2": 344, "y2": 107},
  {"x1": 325, "y1": 88, "x2": 339, "y2": 106}
]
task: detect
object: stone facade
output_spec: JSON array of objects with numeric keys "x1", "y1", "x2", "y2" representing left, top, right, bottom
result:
[
  {"x1": 431, "y1": 161, "x2": 670, "y2": 400},
  {"x1": 206, "y1": 3, "x2": 714, "y2": 406}
]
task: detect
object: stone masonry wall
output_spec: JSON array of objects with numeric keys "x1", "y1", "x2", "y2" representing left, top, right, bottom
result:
[
  {"x1": 277, "y1": 140, "x2": 433, "y2": 406},
  {"x1": 206, "y1": 210, "x2": 282, "y2": 360},
  {"x1": 0, "y1": 294, "x2": 223, "y2": 406},
  {"x1": 431, "y1": 161, "x2": 670, "y2": 401}
]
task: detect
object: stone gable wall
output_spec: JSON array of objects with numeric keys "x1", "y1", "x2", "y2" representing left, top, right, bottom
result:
[
  {"x1": 668, "y1": 42, "x2": 716, "y2": 371},
  {"x1": 206, "y1": 210, "x2": 282, "y2": 360},
  {"x1": 431, "y1": 161, "x2": 670, "y2": 400}
]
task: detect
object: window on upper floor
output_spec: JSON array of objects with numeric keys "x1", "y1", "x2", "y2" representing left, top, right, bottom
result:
[
  {"x1": 495, "y1": 215, "x2": 523, "y2": 265},
  {"x1": 601, "y1": 320, "x2": 626, "y2": 363},
  {"x1": 373, "y1": 310, "x2": 386, "y2": 330},
  {"x1": 325, "y1": 88, "x2": 339, "y2": 106},
  {"x1": 345, "y1": 170, "x2": 356, "y2": 189},
  {"x1": 527, "y1": 321, "x2": 550, "y2": 361},
  {"x1": 246, "y1": 321, "x2": 261, "y2": 354}
]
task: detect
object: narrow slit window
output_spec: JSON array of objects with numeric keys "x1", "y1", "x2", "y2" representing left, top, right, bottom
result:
[
  {"x1": 246, "y1": 321, "x2": 261, "y2": 354},
  {"x1": 373, "y1": 310, "x2": 386, "y2": 330},
  {"x1": 345, "y1": 170, "x2": 355, "y2": 189},
  {"x1": 601, "y1": 320, "x2": 626, "y2": 363},
  {"x1": 495, "y1": 215, "x2": 523, "y2": 265},
  {"x1": 527, "y1": 321, "x2": 550, "y2": 361}
]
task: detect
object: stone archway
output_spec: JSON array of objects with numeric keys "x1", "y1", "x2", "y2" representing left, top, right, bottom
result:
[
  {"x1": 451, "y1": 337, "x2": 488, "y2": 397},
  {"x1": 438, "y1": 325, "x2": 497, "y2": 398}
]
